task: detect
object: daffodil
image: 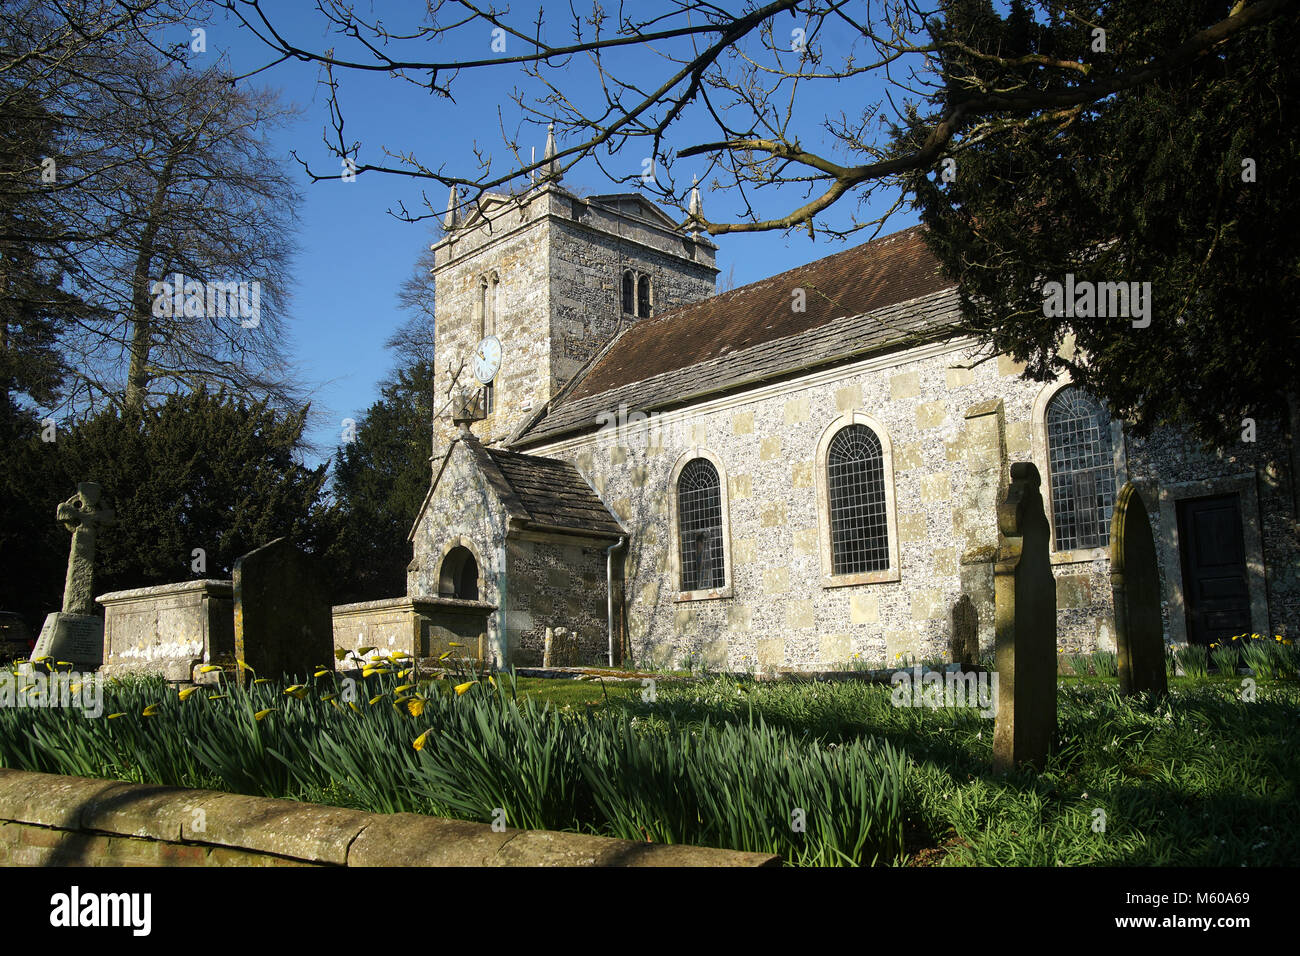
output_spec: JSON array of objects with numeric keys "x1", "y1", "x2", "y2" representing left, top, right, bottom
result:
[
  {"x1": 236, "y1": 659, "x2": 255, "y2": 673},
  {"x1": 448, "y1": 642, "x2": 464, "y2": 648},
  {"x1": 106, "y1": 712, "x2": 126, "y2": 719},
  {"x1": 207, "y1": 694, "x2": 227, "y2": 700},
  {"x1": 369, "y1": 694, "x2": 385, "y2": 706},
  {"x1": 198, "y1": 664, "x2": 223, "y2": 673},
  {"x1": 348, "y1": 700, "x2": 361, "y2": 713},
  {"x1": 438, "y1": 651, "x2": 452, "y2": 661},
  {"x1": 394, "y1": 684, "x2": 416, "y2": 694},
  {"x1": 179, "y1": 687, "x2": 201, "y2": 701},
  {"x1": 254, "y1": 708, "x2": 275, "y2": 721},
  {"x1": 408, "y1": 698, "x2": 426, "y2": 717},
  {"x1": 253, "y1": 678, "x2": 271, "y2": 685},
  {"x1": 142, "y1": 703, "x2": 160, "y2": 716},
  {"x1": 454, "y1": 681, "x2": 475, "y2": 696},
  {"x1": 314, "y1": 668, "x2": 332, "y2": 678},
  {"x1": 284, "y1": 685, "x2": 309, "y2": 699},
  {"x1": 413, "y1": 730, "x2": 431, "y2": 751}
]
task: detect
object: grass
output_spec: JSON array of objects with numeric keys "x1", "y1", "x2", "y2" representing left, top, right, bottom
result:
[{"x1": 1, "y1": 660, "x2": 1296, "y2": 866}]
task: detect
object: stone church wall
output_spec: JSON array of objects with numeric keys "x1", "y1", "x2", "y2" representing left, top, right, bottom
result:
[
  {"x1": 504, "y1": 537, "x2": 611, "y2": 666},
  {"x1": 408, "y1": 445, "x2": 507, "y2": 662},
  {"x1": 524, "y1": 340, "x2": 1298, "y2": 671},
  {"x1": 549, "y1": 218, "x2": 717, "y2": 392},
  {"x1": 432, "y1": 212, "x2": 554, "y2": 450},
  {"x1": 430, "y1": 187, "x2": 716, "y2": 451}
]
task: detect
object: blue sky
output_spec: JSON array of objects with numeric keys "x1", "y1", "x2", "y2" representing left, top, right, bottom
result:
[{"x1": 193, "y1": 2, "x2": 921, "y2": 467}]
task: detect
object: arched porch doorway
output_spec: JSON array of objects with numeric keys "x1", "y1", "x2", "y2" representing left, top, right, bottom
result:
[{"x1": 438, "y1": 545, "x2": 480, "y2": 600}]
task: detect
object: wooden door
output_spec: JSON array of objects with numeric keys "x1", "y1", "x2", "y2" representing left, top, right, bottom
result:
[{"x1": 1176, "y1": 494, "x2": 1251, "y2": 647}]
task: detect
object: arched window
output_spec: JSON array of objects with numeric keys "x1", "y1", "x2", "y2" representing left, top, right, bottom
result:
[
  {"x1": 622, "y1": 270, "x2": 635, "y2": 315},
  {"x1": 1045, "y1": 386, "x2": 1116, "y2": 551},
  {"x1": 637, "y1": 274, "x2": 651, "y2": 317},
  {"x1": 676, "y1": 458, "x2": 725, "y2": 592},
  {"x1": 489, "y1": 273, "x2": 499, "y2": 333},
  {"x1": 826, "y1": 424, "x2": 890, "y2": 575},
  {"x1": 478, "y1": 273, "x2": 499, "y2": 337},
  {"x1": 439, "y1": 545, "x2": 480, "y2": 600}
]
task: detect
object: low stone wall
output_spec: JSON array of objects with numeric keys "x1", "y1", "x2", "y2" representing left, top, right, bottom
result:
[
  {"x1": 0, "y1": 769, "x2": 777, "y2": 867},
  {"x1": 97, "y1": 580, "x2": 235, "y2": 683}
]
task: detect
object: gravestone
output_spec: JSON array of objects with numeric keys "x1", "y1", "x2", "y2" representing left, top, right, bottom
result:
[
  {"x1": 31, "y1": 483, "x2": 115, "y2": 670},
  {"x1": 543, "y1": 626, "x2": 579, "y2": 667},
  {"x1": 233, "y1": 537, "x2": 333, "y2": 686},
  {"x1": 950, "y1": 594, "x2": 980, "y2": 670},
  {"x1": 992, "y1": 463, "x2": 1057, "y2": 772},
  {"x1": 1111, "y1": 482, "x2": 1167, "y2": 697}
]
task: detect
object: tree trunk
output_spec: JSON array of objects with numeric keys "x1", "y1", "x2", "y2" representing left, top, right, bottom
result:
[{"x1": 124, "y1": 154, "x2": 179, "y2": 412}]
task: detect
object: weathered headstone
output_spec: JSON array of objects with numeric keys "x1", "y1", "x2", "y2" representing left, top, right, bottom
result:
[
  {"x1": 233, "y1": 537, "x2": 332, "y2": 685},
  {"x1": 31, "y1": 483, "x2": 115, "y2": 670},
  {"x1": 950, "y1": 593, "x2": 980, "y2": 670},
  {"x1": 992, "y1": 463, "x2": 1057, "y2": 772},
  {"x1": 1111, "y1": 482, "x2": 1167, "y2": 697},
  {"x1": 543, "y1": 626, "x2": 579, "y2": 667}
]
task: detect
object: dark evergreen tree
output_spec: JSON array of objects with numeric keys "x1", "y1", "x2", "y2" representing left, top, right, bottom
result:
[
  {"x1": 0, "y1": 388, "x2": 328, "y2": 627},
  {"x1": 899, "y1": 0, "x2": 1299, "y2": 446},
  {"x1": 323, "y1": 361, "x2": 436, "y2": 604}
]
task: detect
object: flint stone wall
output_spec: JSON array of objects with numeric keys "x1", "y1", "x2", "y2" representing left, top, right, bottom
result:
[
  {"x1": 522, "y1": 339, "x2": 1297, "y2": 671},
  {"x1": 430, "y1": 186, "x2": 716, "y2": 453}
]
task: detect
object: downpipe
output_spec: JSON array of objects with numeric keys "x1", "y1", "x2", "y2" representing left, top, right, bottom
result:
[{"x1": 606, "y1": 536, "x2": 626, "y2": 666}]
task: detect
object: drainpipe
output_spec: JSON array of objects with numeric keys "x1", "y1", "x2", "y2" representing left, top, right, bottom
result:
[{"x1": 606, "y1": 536, "x2": 626, "y2": 666}]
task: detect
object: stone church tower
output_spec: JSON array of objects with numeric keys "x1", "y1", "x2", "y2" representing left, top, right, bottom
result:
[{"x1": 430, "y1": 148, "x2": 719, "y2": 452}]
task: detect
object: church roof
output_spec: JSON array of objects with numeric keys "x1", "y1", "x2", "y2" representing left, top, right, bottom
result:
[
  {"x1": 461, "y1": 436, "x2": 625, "y2": 538},
  {"x1": 513, "y1": 225, "x2": 960, "y2": 447}
]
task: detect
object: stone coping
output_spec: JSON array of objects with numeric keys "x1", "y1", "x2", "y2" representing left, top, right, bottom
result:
[
  {"x1": 0, "y1": 769, "x2": 778, "y2": 867},
  {"x1": 97, "y1": 580, "x2": 233, "y2": 604},
  {"x1": 332, "y1": 595, "x2": 497, "y2": 614}
]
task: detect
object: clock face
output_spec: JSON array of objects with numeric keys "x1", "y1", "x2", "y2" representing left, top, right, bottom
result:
[{"x1": 473, "y1": 335, "x2": 502, "y2": 384}]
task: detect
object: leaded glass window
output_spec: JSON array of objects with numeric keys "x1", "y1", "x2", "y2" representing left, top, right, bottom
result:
[
  {"x1": 1046, "y1": 386, "x2": 1117, "y2": 550},
  {"x1": 622, "y1": 271, "x2": 635, "y2": 314},
  {"x1": 637, "y1": 274, "x2": 651, "y2": 317},
  {"x1": 827, "y1": 425, "x2": 890, "y2": 574},
  {"x1": 677, "y1": 458, "x2": 724, "y2": 591}
]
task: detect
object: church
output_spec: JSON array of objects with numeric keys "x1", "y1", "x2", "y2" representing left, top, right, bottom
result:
[{"x1": 399, "y1": 158, "x2": 1298, "y2": 673}]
